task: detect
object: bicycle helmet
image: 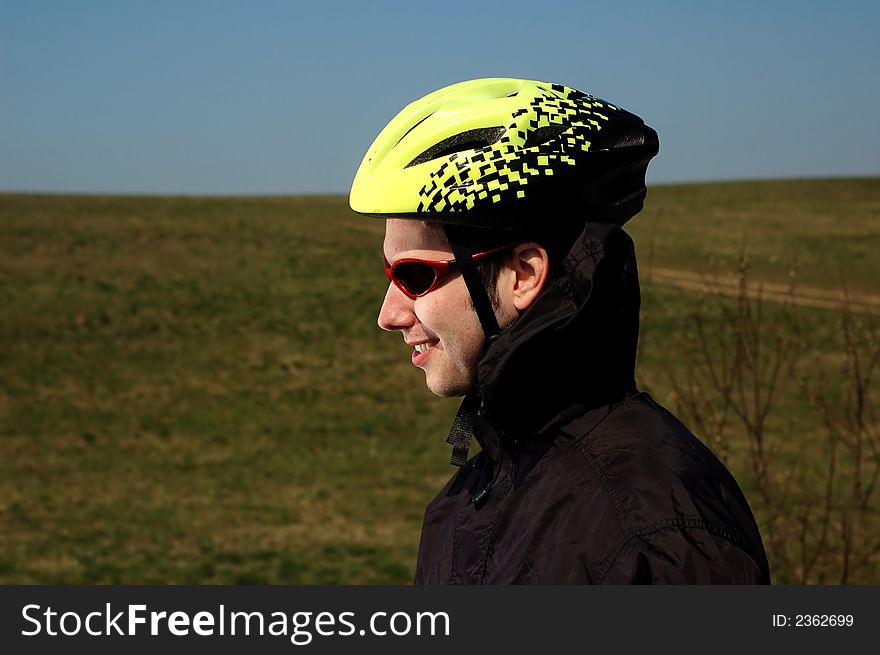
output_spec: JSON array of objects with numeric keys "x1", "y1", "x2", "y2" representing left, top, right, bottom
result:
[{"x1": 350, "y1": 77, "x2": 659, "y2": 229}]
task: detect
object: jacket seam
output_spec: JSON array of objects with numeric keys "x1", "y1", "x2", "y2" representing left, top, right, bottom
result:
[
  {"x1": 477, "y1": 471, "x2": 514, "y2": 584},
  {"x1": 449, "y1": 497, "x2": 468, "y2": 584},
  {"x1": 572, "y1": 422, "x2": 630, "y2": 544},
  {"x1": 596, "y1": 517, "x2": 755, "y2": 584}
]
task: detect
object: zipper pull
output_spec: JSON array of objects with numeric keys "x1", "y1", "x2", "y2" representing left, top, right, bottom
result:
[{"x1": 471, "y1": 485, "x2": 492, "y2": 508}]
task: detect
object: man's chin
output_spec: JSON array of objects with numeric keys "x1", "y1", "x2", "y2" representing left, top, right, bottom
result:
[{"x1": 424, "y1": 372, "x2": 474, "y2": 398}]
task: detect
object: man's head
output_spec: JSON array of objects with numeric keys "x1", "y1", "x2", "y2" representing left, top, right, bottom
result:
[
  {"x1": 351, "y1": 77, "x2": 658, "y2": 394},
  {"x1": 378, "y1": 219, "x2": 548, "y2": 396}
]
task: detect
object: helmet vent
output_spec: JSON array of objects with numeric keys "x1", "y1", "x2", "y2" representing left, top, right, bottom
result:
[
  {"x1": 523, "y1": 124, "x2": 567, "y2": 149},
  {"x1": 590, "y1": 121, "x2": 646, "y2": 151},
  {"x1": 405, "y1": 126, "x2": 506, "y2": 168}
]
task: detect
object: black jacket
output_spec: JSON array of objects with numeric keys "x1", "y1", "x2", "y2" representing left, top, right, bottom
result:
[{"x1": 413, "y1": 223, "x2": 771, "y2": 584}]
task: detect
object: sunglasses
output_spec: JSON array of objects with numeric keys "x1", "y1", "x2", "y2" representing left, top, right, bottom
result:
[{"x1": 384, "y1": 244, "x2": 514, "y2": 299}]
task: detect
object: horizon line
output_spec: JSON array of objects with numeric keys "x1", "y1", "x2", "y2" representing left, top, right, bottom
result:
[{"x1": 1, "y1": 174, "x2": 878, "y2": 199}]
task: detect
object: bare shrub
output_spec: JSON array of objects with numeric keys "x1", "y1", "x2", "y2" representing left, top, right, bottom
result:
[
  {"x1": 664, "y1": 258, "x2": 879, "y2": 583},
  {"x1": 798, "y1": 282, "x2": 880, "y2": 583}
]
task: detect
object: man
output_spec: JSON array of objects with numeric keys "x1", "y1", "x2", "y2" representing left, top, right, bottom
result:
[{"x1": 350, "y1": 78, "x2": 771, "y2": 584}]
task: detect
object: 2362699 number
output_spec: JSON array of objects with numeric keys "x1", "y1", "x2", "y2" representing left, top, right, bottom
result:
[{"x1": 795, "y1": 615, "x2": 853, "y2": 627}]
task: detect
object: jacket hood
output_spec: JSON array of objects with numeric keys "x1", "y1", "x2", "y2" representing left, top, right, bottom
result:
[{"x1": 475, "y1": 221, "x2": 641, "y2": 447}]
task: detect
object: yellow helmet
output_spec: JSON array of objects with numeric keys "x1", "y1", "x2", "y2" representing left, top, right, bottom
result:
[{"x1": 350, "y1": 78, "x2": 659, "y2": 228}]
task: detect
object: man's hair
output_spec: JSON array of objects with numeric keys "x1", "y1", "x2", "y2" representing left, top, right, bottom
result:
[{"x1": 452, "y1": 221, "x2": 585, "y2": 308}]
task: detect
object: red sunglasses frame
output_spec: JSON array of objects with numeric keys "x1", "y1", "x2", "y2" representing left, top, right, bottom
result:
[{"x1": 384, "y1": 244, "x2": 514, "y2": 299}]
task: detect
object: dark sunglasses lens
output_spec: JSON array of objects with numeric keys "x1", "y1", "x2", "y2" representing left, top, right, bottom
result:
[{"x1": 393, "y1": 261, "x2": 437, "y2": 296}]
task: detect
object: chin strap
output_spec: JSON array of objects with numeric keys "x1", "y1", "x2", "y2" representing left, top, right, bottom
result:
[
  {"x1": 442, "y1": 224, "x2": 501, "y2": 466},
  {"x1": 444, "y1": 225, "x2": 501, "y2": 340},
  {"x1": 446, "y1": 389, "x2": 480, "y2": 466}
]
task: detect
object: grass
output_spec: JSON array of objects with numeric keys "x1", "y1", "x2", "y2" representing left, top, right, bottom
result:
[
  {"x1": 0, "y1": 178, "x2": 878, "y2": 583},
  {"x1": 629, "y1": 177, "x2": 880, "y2": 293}
]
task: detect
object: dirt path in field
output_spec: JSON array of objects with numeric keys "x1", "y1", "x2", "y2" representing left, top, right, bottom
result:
[{"x1": 645, "y1": 267, "x2": 880, "y2": 316}]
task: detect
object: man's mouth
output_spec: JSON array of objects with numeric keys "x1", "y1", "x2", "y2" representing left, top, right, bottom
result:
[{"x1": 410, "y1": 340, "x2": 437, "y2": 366}]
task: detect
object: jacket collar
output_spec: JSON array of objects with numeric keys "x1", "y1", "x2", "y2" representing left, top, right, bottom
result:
[{"x1": 473, "y1": 221, "x2": 641, "y2": 457}]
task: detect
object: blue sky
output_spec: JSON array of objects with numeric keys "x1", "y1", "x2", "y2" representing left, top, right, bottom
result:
[{"x1": 1, "y1": 0, "x2": 878, "y2": 194}]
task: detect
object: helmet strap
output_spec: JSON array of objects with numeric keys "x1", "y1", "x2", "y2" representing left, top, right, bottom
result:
[
  {"x1": 443, "y1": 224, "x2": 501, "y2": 341},
  {"x1": 442, "y1": 224, "x2": 501, "y2": 467},
  {"x1": 445, "y1": 389, "x2": 480, "y2": 467}
]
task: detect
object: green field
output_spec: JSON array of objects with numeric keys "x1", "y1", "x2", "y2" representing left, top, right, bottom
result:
[
  {"x1": 630, "y1": 178, "x2": 880, "y2": 293},
  {"x1": 1, "y1": 178, "x2": 878, "y2": 584}
]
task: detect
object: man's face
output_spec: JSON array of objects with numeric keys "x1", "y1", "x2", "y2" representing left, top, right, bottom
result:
[{"x1": 378, "y1": 219, "x2": 486, "y2": 397}]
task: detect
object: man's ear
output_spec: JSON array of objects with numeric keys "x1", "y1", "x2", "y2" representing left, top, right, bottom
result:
[{"x1": 509, "y1": 243, "x2": 549, "y2": 311}]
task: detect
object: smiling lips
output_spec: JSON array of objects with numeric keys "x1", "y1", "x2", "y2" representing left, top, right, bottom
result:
[{"x1": 410, "y1": 341, "x2": 437, "y2": 366}]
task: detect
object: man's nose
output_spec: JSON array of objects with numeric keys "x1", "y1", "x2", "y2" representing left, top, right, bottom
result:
[{"x1": 377, "y1": 283, "x2": 415, "y2": 332}]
